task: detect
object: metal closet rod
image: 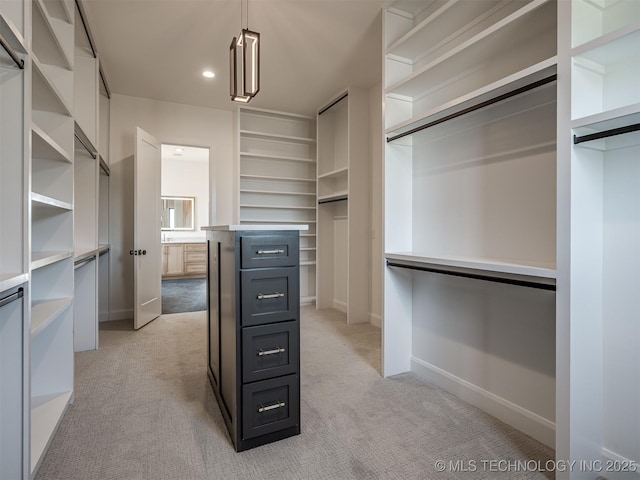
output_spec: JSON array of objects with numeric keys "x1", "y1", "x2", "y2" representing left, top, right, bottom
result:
[
  {"x1": 387, "y1": 74, "x2": 558, "y2": 143},
  {"x1": 573, "y1": 123, "x2": 640, "y2": 145},
  {"x1": 0, "y1": 288, "x2": 24, "y2": 308},
  {"x1": 386, "y1": 260, "x2": 556, "y2": 291},
  {"x1": 75, "y1": 0, "x2": 112, "y2": 98},
  {"x1": 318, "y1": 92, "x2": 348, "y2": 115},
  {"x1": 0, "y1": 33, "x2": 24, "y2": 69},
  {"x1": 318, "y1": 195, "x2": 348, "y2": 205},
  {"x1": 75, "y1": 132, "x2": 97, "y2": 159}
]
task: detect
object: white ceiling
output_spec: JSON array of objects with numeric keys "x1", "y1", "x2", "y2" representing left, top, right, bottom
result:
[
  {"x1": 83, "y1": 0, "x2": 388, "y2": 116},
  {"x1": 161, "y1": 144, "x2": 209, "y2": 162}
]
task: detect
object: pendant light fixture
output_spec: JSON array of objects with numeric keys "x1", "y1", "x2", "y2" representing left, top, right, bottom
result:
[{"x1": 230, "y1": 0, "x2": 260, "y2": 103}]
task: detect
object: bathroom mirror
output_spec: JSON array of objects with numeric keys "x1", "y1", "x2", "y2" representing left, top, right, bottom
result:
[{"x1": 161, "y1": 196, "x2": 195, "y2": 230}]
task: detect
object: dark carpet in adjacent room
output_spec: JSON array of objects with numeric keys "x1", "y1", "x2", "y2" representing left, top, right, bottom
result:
[{"x1": 162, "y1": 278, "x2": 206, "y2": 313}]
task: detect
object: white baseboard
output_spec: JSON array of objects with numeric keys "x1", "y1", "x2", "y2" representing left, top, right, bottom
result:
[
  {"x1": 411, "y1": 356, "x2": 555, "y2": 448},
  {"x1": 601, "y1": 449, "x2": 640, "y2": 479},
  {"x1": 107, "y1": 309, "x2": 133, "y2": 321},
  {"x1": 370, "y1": 313, "x2": 382, "y2": 328},
  {"x1": 333, "y1": 299, "x2": 347, "y2": 314}
]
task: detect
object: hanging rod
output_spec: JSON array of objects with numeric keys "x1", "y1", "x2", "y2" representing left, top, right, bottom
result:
[
  {"x1": 318, "y1": 194, "x2": 348, "y2": 205},
  {"x1": 387, "y1": 74, "x2": 557, "y2": 143},
  {"x1": 100, "y1": 156, "x2": 110, "y2": 176},
  {"x1": 0, "y1": 32, "x2": 24, "y2": 69},
  {"x1": 318, "y1": 92, "x2": 348, "y2": 115},
  {"x1": 74, "y1": 132, "x2": 97, "y2": 159},
  {"x1": 75, "y1": 255, "x2": 96, "y2": 269},
  {"x1": 0, "y1": 288, "x2": 24, "y2": 308},
  {"x1": 99, "y1": 66, "x2": 111, "y2": 99},
  {"x1": 573, "y1": 123, "x2": 640, "y2": 145},
  {"x1": 386, "y1": 260, "x2": 556, "y2": 291},
  {"x1": 75, "y1": 0, "x2": 97, "y2": 57}
]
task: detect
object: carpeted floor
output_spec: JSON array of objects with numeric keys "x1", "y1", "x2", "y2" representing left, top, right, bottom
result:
[
  {"x1": 162, "y1": 278, "x2": 206, "y2": 314},
  {"x1": 35, "y1": 307, "x2": 554, "y2": 480}
]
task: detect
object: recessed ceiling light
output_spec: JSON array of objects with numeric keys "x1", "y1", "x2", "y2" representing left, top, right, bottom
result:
[{"x1": 202, "y1": 70, "x2": 215, "y2": 78}]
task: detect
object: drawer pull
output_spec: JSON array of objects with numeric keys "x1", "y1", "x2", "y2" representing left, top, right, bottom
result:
[
  {"x1": 257, "y1": 249, "x2": 285, "y2": 255},
  {"x1": 258, "y1": 347, "x2": 285, "y2": 356},
  {"x1": 257, "y1": 292, "x2": 285, "y2": 300},
  {"x1": 258, "y1": 401, "x2": 286, "y2": 413}
]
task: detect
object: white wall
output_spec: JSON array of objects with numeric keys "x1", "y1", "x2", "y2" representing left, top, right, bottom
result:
[
  {"x1": 369, "y1": 83, "x2": 383, "y2": 327},
  {"x1": 108, "y1": 94, "x2": 235, "y2": 321},
  {"x1": 161, "y1": 156, "x2": 209, "y2": 240}
]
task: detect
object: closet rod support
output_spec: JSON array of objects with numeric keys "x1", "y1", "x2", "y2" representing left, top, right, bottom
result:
[
  {"x1": 0, "y1": 288, "x2": 24, "y2": 308},
  {"x1": 387, "y1": 74, "x2": 557, "y2": 143},
  {"x1": 0, "y1": 33, "x2": 24, "y2": 69},
  {"x1": 573, "y1": 123, "x2": 640, "y2": 145},
  {"x1": 386, "y1": 261, "x2": 556, "y2": 291}
]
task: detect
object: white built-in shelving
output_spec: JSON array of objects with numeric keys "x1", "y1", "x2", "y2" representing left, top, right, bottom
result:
[
  {"x1": 555, "y1": 0, "x2": 640, "y2": 476},
  {"x1": 1, "y1": 3, "x2": 29, "y2": 476},
  {"x1": 383, "y1": 0, "x2": 557, "y2": 450},
  {"x1": 29, "y1": 0, "x2": 75, "y2": 475},
  {"x1": 316, "y1": 88, "x2": 371, "y2": 323},
  {"x1": 238, "y1": 107, "x2": 317, "y2": 303}
]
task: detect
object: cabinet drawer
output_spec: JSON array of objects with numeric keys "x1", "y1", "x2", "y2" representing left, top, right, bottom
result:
[
  {"x1": 242, "y1": 374, "x2": 299, "y2": 440},
  {"x1": 185, "y1": 243, "x2": 206, "y2": 252},
  {"x1": 185, "y1": 251, "x2": 206, "y2": 263},
  {"x1": 241, "y1": 235, "x2": 298, "y2": 269},
  {"x1": 242, "y1": 321, "x2": 299, "y2": 383},
  {"x1": 185, "y1": 263, "x2": 206, "y2": 274},
  {"x1": 241, "y1": 267, "x2": 299, "y2": 326}
]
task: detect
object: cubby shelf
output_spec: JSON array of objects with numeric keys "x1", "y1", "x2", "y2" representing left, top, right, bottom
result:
[
  {"x1": 239, "y1": 204, "x2": 316, "y2": 211},
  {"x1": 30, "y1": 251, "x2": 73, "y2": 270},
  {"x1": 32, "y1": 124, "x2": 72, "y2": 162},
  {"x1": 318, "y1": 192, "x2": 348, "y2": 203},
  {"x1": 0, "y1": 273, "x2": 29, "y2": 292},
  {"x1": 317, "y1": 167, "x2": 348, "y2": 179},
  {"x1": 31, "y1": 192, "x2": 73, "y2": 210},
  {"x1": 240, "y1": 152, "x2": 315, "y2": 163},
  {"x1": 240, "y1": 129, "x2": 315, "y2": 144},
  {"x1": 240, "y1": 189, "x2": 316, "y2": 196},
  {"x1": 32, "y1": 56, "x2": 72, "y2": 116},
  {"x1": 30, "y1": 297, "x2": 73, "y2": 337},
  {"x1": 31, "y1": 390, "x2": 73, "y2": 474},
  {"x1": 0, "y1": 9, "x2": 27, "y2": 52},
  {"x1": 240, "y1": 174, "x2": 315, "y2": 183},
  {"x1": 570, "y1": 22, "x2": 640, "y2": 59},
  {"x1": 33, "y1": 0, "x2": 73, "y2": 69}
]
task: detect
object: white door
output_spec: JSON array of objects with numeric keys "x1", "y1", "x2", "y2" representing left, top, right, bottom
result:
[{"x1": 134, "y1": 127, "x2": 162, "y2": 329}]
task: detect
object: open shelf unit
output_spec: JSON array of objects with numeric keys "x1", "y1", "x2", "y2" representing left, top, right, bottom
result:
[
  {"x1": 316, "y1": 88, "x2": 371, "y2": 323},
  {"x1": 1, "y1": 6, "x2": 28, "y2": 476},
  {"x1": 238, "y1": 107, "x2": 317, "y2": 303},
  {"x1": 556, "y1": 1, "x2": 640, "y2": 474},
  {"x1": 383, "y1": 0, "x2": 557, "y2": 449}
]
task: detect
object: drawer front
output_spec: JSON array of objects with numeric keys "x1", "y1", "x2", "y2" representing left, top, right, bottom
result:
[
  {"x1": 185, "y1": 251, "x2": 207, "y2": 263},
  {"x1": 241, "y1": 235, "x2": 298, "y2": 269},
  {"x1": 185, "y1": 243, "x2": 206, "y2": 252},
  {"x1": 242, "y1": 321, "x2": 299, "y2": 383},
  {"x1": 241, "y1": 268, "x2": 299, "y2": 326},
  {"x1": 185, "y1": 263, "x2": 206, "y2": 274},
  {"x1": 242, "y1": 374, "x2": 299, "y2": 440}
]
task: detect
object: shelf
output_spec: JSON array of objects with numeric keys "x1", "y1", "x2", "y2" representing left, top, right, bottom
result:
[
  {"x1": 31, "y1": 192, "x2": 73, "y2": 210},
  {"x1": 300, "y1": 234, "x2": 316, "y2": 237},
  {"x1": 571, "y1": 22, "x2": 640, "y2": 61},
  {"x1": 240, "y1": 189, "x2": 316, "y2": 197},
  {"x1": 300, "y1": 295, "x2": 316, "y2": 303},
  {"x1": 0, "y1": 273, "x2": 29, "y2": 292},
  {"x1": 32, "y1": 0, "x2": 73, "y2": 70},
  {"x1": 240, "y1": 219, "x2": 316, "y2": 224},
  {"x1": 385, "y1": 0, "x2": 554, "y2": 99},
  {"x1": 74, "y1": 248, "x2": 99, "y2": 262},
  {"x1": 572, "y1": 105, "x2": 640, "y2": 131},
  {"x1": 32, "y1": 124, "x2": 72, "y2": 162},
  {"x1": 240, "y1": 174, "x2": 315, "y2": 183},
  {"x1": 42, "y1": 0, "x2": 74, "y2": 24},
  {"x1": 0, "y1": 8, "x2": 27, "y2": 53},
  {"x1": 317, "y1": 167, "x2": 348, "y2": 180},
  {"x1": 318, "y1": 192, "x2": 348, "y2": 204},
  {"x1": 386, "y1": 0, "x2": 520, "y2": 61},
  {"x1": 301, "y1": 261, "x2": 316, "y2": 266},
  {"x1": 32, "y1": 55, "x2": 72, "y2": 116},
  {"x1": 300, "y1": 247, "x2": 316, "y2": 251},
  {"x1": 98, "y1": 244, "x2": 110, "y2": 255},
  {"x1": 74, "y1": 121, "x2": 98, "y2": 158},
  {"x1": 30, "y1": 250, "x2": 73, "y2": 270},
  {"x1": 30, "y1": 297, "x2": 72, "y2": 337},
  {"x1": 386, "y1": 58, "x2": 557, "y2": 140},
  {"x1": 240, "y1": 204, "x2": 316, "y2": 211},
  {"x1": 240, "y1": 152, "x2": 315, "y2": 163},
  {"x1": 240, "y1": 129, "x2": 316, "y2": 144},
  {"x1": 31, "y1": 390, "x2": 72, "y2": 474},
  {"x1": 385, "y1": 252, "x2": 556, "y2": 290}
]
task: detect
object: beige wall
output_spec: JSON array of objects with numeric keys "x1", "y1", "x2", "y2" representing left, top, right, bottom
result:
[{"x1": 107, "y1": 94, "x2": 235, "y2": 321}]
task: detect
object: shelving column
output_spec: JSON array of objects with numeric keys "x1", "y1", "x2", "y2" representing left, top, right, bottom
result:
[
  {"x1": 557, "y1": 0, "x2": 640, "y2": 476},
  {"x1": 29, "y1": 0, "x2": 75, "y2": 474},
  {"x1": 316, "y1": 88, "x2": 371, "y2": 324},
  {"x1": 98, "y1": 72, "x2": 110, "y2": 322},
  {"x1": 72, "y1": 0, "x2": 99, "y2": 351},
  {"x1": 0, "y1": 1, "x2": 29, "y2": 477},
  {"x1": 382, "y1": 0, "x2": 557, "y2": 447},
  {"x1": 238, "y1": 107, "x2": 317, "y2": 304}
]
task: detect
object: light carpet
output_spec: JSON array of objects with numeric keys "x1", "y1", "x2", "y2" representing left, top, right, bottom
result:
[{"x1": 35, "y1": 307, "x2": 553, "y2": 480}]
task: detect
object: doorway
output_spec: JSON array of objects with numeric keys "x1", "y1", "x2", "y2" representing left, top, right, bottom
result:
[{"x1": 160, "y1": 144, "x2": 209, "y2": 314}]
